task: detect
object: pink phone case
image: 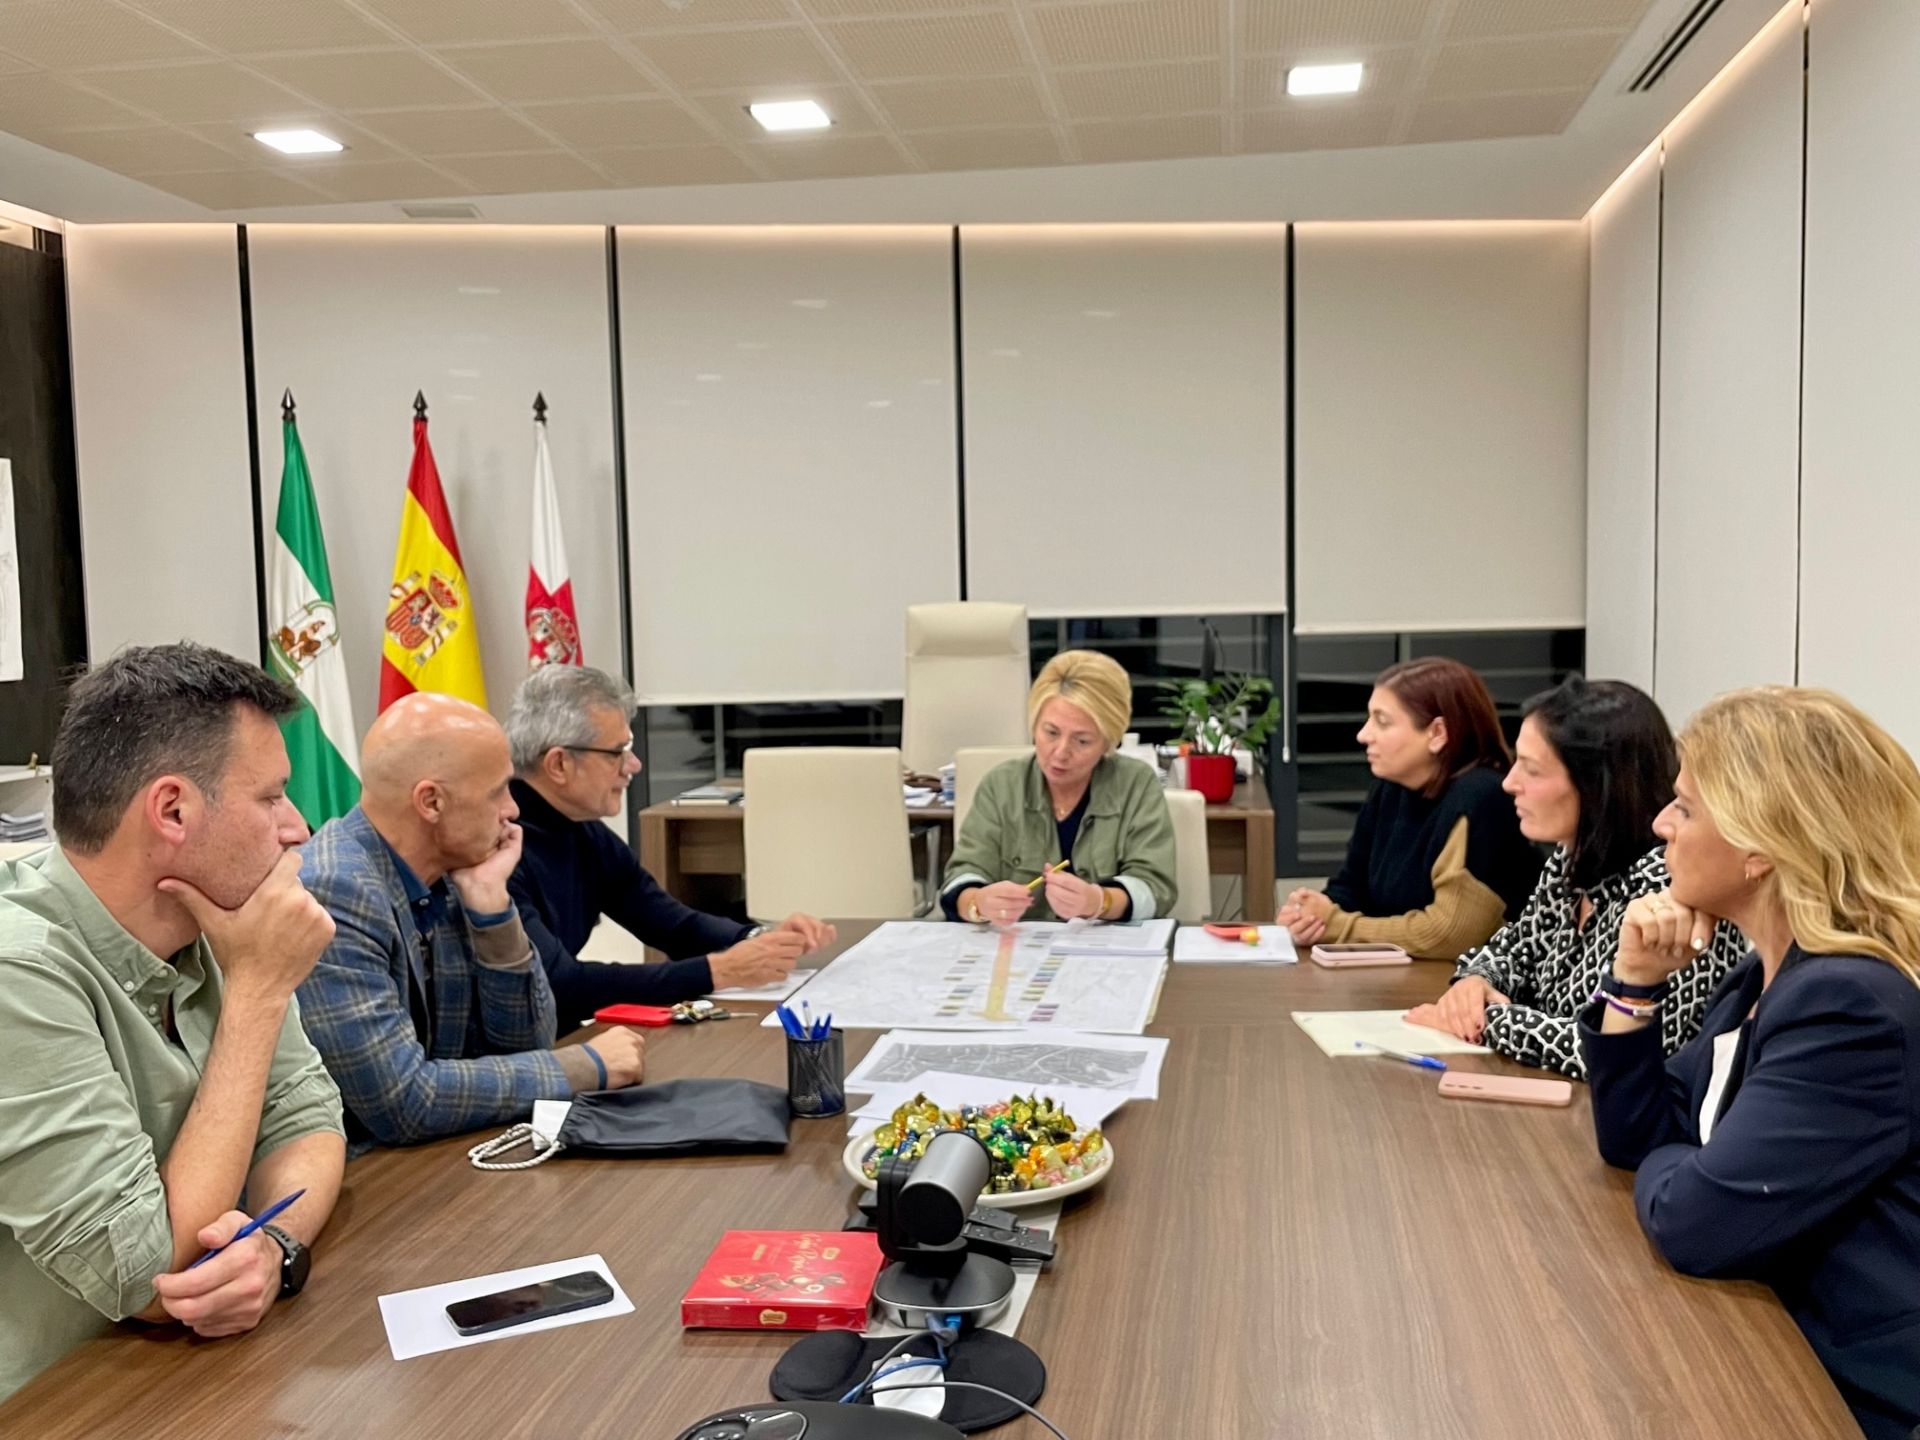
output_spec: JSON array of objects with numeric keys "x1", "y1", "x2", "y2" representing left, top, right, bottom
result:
[
  {"x1": 1309, "y1": 943, "x2": 1411, "y2": 968},
  {"x1": 1437, "y1": 1073, "x2": 1574, "y2": 1107}
]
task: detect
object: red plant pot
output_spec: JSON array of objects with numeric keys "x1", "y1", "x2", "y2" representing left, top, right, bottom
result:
[{"x1": 1184, "y1": 753, "x2": 1236, "y2": 803}]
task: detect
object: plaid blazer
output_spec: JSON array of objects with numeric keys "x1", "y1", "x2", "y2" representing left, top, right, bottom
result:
[{"x1": 296, "y1": 807, "x2": 568, "y2": 1153}]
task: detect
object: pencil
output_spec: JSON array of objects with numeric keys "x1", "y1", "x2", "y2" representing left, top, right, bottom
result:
[{"x1": 1026, "y1": 860, "x2": 1070, "y2": 891}]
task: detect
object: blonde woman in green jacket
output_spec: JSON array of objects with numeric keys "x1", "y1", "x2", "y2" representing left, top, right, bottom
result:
[{"x1": 941, "y1": 650, "x2": 1178, "y2": 925}]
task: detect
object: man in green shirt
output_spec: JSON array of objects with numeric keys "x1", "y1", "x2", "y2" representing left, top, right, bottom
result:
[{"x1": 0, "y1": 643, "x2": 346, "y2": 1404}]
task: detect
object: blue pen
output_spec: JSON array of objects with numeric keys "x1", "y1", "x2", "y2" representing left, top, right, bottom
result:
[
  {"x1": 776, "y1": 1004, "x2": 804, "y2": 1040},
  {"x1": 800, "y1": 1000, "x2": 813, "y2": 1035},
  {"x1": 1357, "y1": 1041, "x2": 1448, "y2": 1072},
  {"x1": 187, "y1": 1189, "x2": 306, "y2": 1269}
]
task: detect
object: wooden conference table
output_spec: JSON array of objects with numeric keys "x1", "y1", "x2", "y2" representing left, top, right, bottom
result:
[
  {"x1": 0, "y1": 924, "x2": 1857, "y2": 1439},
  {"x1": 638, "y1": 778, "x2": 1278, "y2": 922}
]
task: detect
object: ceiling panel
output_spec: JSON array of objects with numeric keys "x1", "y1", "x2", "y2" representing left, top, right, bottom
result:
[
  {"x1": 0, "y1": 0, "x2": 1662, "y2": 209},
  {"x1": 434, "y1": 40, "x2": 656, "y2": 102},
  {"x1": 249, "y1": 48, "x2": 488, "y2": 110},
  {"x1": 867, "y1": 74, "x2": 1050, "y2": 129},
  {"x1": 524, "y1": 95, "x2": 721, "y2": 147}
]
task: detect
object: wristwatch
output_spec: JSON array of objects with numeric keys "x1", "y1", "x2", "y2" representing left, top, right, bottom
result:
[
  {"x1": 1599, "y1": 972, "x2": 1671, "y2": 1003},
  {"x1": 742, "y1": 924, "x2": 768, "y2": 942},
  {"x1": 261, "y1": 1223, "x2": 311, "y2": 1299}
]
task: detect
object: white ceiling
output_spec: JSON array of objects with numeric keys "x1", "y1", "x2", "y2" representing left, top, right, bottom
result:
[{"x1": 0, "y1": 0, "x2": 1790, "y2": 223}]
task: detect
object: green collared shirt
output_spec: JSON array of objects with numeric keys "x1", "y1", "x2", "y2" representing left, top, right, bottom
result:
[
  {"x1": 0, "y1": 847, "x2": 344, "y2": 1404},
  {"x1": 941, "y1": 754, "x2": 1178, "y2": 921}
]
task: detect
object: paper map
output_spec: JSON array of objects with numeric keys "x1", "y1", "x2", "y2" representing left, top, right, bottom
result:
[{"x1": 770, "y1": 921, "x2": 1165, "y2": 1034}]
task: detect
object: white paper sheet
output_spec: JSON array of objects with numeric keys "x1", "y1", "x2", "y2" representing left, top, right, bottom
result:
[
  {"x1": 755, "y1": 922, "x2": 1165, "y2": 1034},
  {"x1": 1048, "y1": 918, "x2": 1175, "y2": 957},
  {"x1": 846, "y1": 1070, "x2": 1131, "y2": 1136},
  {"x1": 1290, "y1": 1010, "x2": 1491, "y2": 1058},
  {"x1": 846, "y1": 1028, "x2": 1169, "y2": 1101},
  {"x1": 1173, "y1": 925, "x2": 1298, "y2": 964},
  {"x1": 376, "y1": 1253, "x2": 633, "y2": 1360},
  {"x1": 709, "y1": 968, "x2": 817, "y2": 1003},
  {"x1": 0, "y1": 459, "x2": 21, "y2": 684}
]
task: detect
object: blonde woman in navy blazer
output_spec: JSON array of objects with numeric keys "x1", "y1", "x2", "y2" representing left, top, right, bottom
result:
[{"x1": 1580, "y1": 687, "x2": 1920, "y2": 1440}]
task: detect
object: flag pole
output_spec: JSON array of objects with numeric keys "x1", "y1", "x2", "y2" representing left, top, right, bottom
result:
[
  {"x1": 282, "y1": 388, "x2": 295, "y2": 424},
  {"x1": 413, "y1": 390, "x2": 428, "y2": 421},
  {"x1": 533, "y1": 391, "x2": 548, "y2": 425}
]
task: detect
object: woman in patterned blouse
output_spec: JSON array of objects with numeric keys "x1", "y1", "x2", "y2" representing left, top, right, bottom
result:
[{"x1": 1403, "y1": 676, "x2": 1745, "y2": 1077}]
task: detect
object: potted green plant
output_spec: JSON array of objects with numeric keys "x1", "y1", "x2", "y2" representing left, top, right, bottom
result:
[{"x1": 1155, "y1": 672, "x2": 1281, "y2": 802}]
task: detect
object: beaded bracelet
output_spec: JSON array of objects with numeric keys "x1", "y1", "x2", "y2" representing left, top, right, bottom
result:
[{"x1": 1600, "y1": 992, "x2": 1660, "y2": 1021}]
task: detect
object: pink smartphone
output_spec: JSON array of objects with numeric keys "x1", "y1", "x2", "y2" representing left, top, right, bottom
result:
[
  {"x1": 1309, "y1": 942, "x2": 1411, "y2": 968},
  {"x1": 1437, "y1": 1073, "x2": 1574, "y2": 1107}
]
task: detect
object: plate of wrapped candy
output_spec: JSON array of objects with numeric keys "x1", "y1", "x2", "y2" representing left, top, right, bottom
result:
[{"x1": 842, "y1": 1092, "x2": 1114, "y2": 1210}]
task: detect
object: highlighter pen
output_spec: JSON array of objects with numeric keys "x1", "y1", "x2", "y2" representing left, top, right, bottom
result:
[
  {"x1": 187, "y1": 1189, "x2": 306, "y2": 1269},
  {"x1": 1356, "y1": 1042, "x2": 1448, "y2": 1072},
  {"x1": 1025, "y1": 861, "x2": 1070, "y2": 892}
]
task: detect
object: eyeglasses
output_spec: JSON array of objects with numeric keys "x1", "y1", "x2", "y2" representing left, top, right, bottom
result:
[{"x1": 565, "y1": 741, "x2": 635, "y2": 760}]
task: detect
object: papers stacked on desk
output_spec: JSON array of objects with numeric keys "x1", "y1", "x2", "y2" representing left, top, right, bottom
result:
[
  {"x1": 847, "y1": 1028, "x2": 1169, "y2": 1101},
  {"x1": 0, "y1": 811, "x2": 48, "y2": 842},
  {"x1": 671, "y1": 784, "x2": 741, "y2": 806},
  {"x1": 1047, "y1": 917, "x2": 1175, "y2": 957},
  {"x1": 903, "y1": 783, "x2": 937, "y2": 808}
]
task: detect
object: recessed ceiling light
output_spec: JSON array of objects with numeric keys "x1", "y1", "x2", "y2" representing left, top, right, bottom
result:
[
  {"x1": 1287, "y1": 62, "x2": 1364, "y2": 97},
  {"x1": 252, "y1": 128, "x2": 344, "y2": 155},
  {"x1": 748, "y1": 99, "x2": 831, "y2": 132}
]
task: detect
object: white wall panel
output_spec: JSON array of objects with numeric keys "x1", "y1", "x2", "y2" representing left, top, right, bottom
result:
[
  {"x1": 1799, "y1": 0, "x2": 1920, "y2": 753},
  {"x1": 619, "y1": 226, "x2": 959, "y2": 704},
  {"x1": 247, "y1": 225, "x2": 620, "y2": 737},
  {"x1": 66, "y1": 224, "x2": 254, "y2": 661},
  {"x1": 1584, "y1": 148, "x2": 1662, "y2": 692},
  {"x1": 1653, "y1": 5, "x2": 1803, "y2": 724},
  {"x1": 959, "y1": 225, "x2": 1287, "y2": 617},
  {"x1": 1294, "y1": 222, "x2": 1588, "y2": 635}
]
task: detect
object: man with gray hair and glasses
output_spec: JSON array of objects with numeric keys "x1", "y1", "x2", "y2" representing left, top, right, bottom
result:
[{"x1": 505, "y1": 665, "x2": 836, "y2": 1031}]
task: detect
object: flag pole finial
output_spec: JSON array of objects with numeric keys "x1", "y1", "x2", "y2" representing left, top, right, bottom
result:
[
  {"x1": 413, "y1": 390, "x2": 428, "y2": 421},
  {"x1": 281, "y1": 389, "x2": 296, "y2": 423},
  {"x1": 533, "y1": 391, "x2": 548, "y2": 423}
]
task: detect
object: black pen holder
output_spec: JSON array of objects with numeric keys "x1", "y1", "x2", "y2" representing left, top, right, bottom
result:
[{"x1": 785, "y1": 1030, "x2": 846, "y2": 1119}]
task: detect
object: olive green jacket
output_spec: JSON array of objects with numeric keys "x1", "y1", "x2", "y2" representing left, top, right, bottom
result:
[{"x1": 941, "y1": 755, "x2": 1178, "y2": 922}]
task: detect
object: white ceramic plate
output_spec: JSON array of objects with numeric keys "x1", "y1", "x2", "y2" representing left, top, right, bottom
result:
[{"x1": 841, "y1": 1129, "x2": 1115, "y2": 1211}]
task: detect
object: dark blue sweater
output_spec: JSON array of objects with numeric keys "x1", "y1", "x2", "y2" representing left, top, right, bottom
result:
[
  {"x1": 507, "y1": 778, "x2": 752, "y2": 1032},
  {"x1": 1581, "y1": 947, "x2": 1920, "y2": 1440}
]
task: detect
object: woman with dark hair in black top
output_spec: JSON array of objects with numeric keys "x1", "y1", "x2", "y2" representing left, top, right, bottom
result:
[
  {"x1": 1279, "y1": 657, "x2": 1541, "y2": 960},
  {"x1": 1405, "y1": 676, "x2": 1746, "y2": 1076}
]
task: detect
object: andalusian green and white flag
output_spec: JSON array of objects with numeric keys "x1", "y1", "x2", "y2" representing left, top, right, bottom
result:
[{"x1": 265, "y1": 397, "x2": 360, "y2": 828}]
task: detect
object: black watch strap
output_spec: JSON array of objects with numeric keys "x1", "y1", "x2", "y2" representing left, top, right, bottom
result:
[
  {"x1": 1600, "y1": 972, "x2": 1671, "y2": 1002},
  {"x1": 261, "y1": 1223, "x2": 311, "y2": 1299}
]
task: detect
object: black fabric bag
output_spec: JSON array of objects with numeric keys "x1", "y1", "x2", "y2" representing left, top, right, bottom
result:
[{"x1": 468, "y1": 1078, "x2": 789, "y2": 1168}]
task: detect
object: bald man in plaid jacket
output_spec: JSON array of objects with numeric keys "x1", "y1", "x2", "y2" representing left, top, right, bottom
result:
[{"x1": 295, "y1": 695, "x2": 646, "y2": 1154}]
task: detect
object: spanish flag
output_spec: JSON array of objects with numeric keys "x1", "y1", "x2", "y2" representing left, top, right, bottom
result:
[{"x1": 378, "y1": 394, "x2": 487, "y2": 712}]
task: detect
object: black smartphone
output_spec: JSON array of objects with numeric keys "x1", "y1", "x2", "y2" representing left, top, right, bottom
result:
[{"x1": 444, "y1": 1270, "x2": 615, "y2": 1336}]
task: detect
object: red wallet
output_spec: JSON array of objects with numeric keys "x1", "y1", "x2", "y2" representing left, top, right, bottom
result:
[{"x1": 592, "y1": 1003, "x2": 676, "y2": 1027}]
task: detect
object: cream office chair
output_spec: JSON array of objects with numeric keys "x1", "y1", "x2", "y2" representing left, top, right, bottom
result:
[
  {"x1": 952, "y1": 745, "x2": 1034, "y2": 834},
  {"x1": 1165, "y1": 788, "x2": 1212, "y2": 924},
  {"x1": 744, "y1": 746, "x2": 917, "y2": 920},
  {"x1": 901, "y1": 602, "x2": 1031, "y2": 774}
]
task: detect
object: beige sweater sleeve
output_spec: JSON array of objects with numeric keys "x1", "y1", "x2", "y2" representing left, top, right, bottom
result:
[{"x1": 1320, "y1": 815, "x2": 1509, "y2": 961}]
